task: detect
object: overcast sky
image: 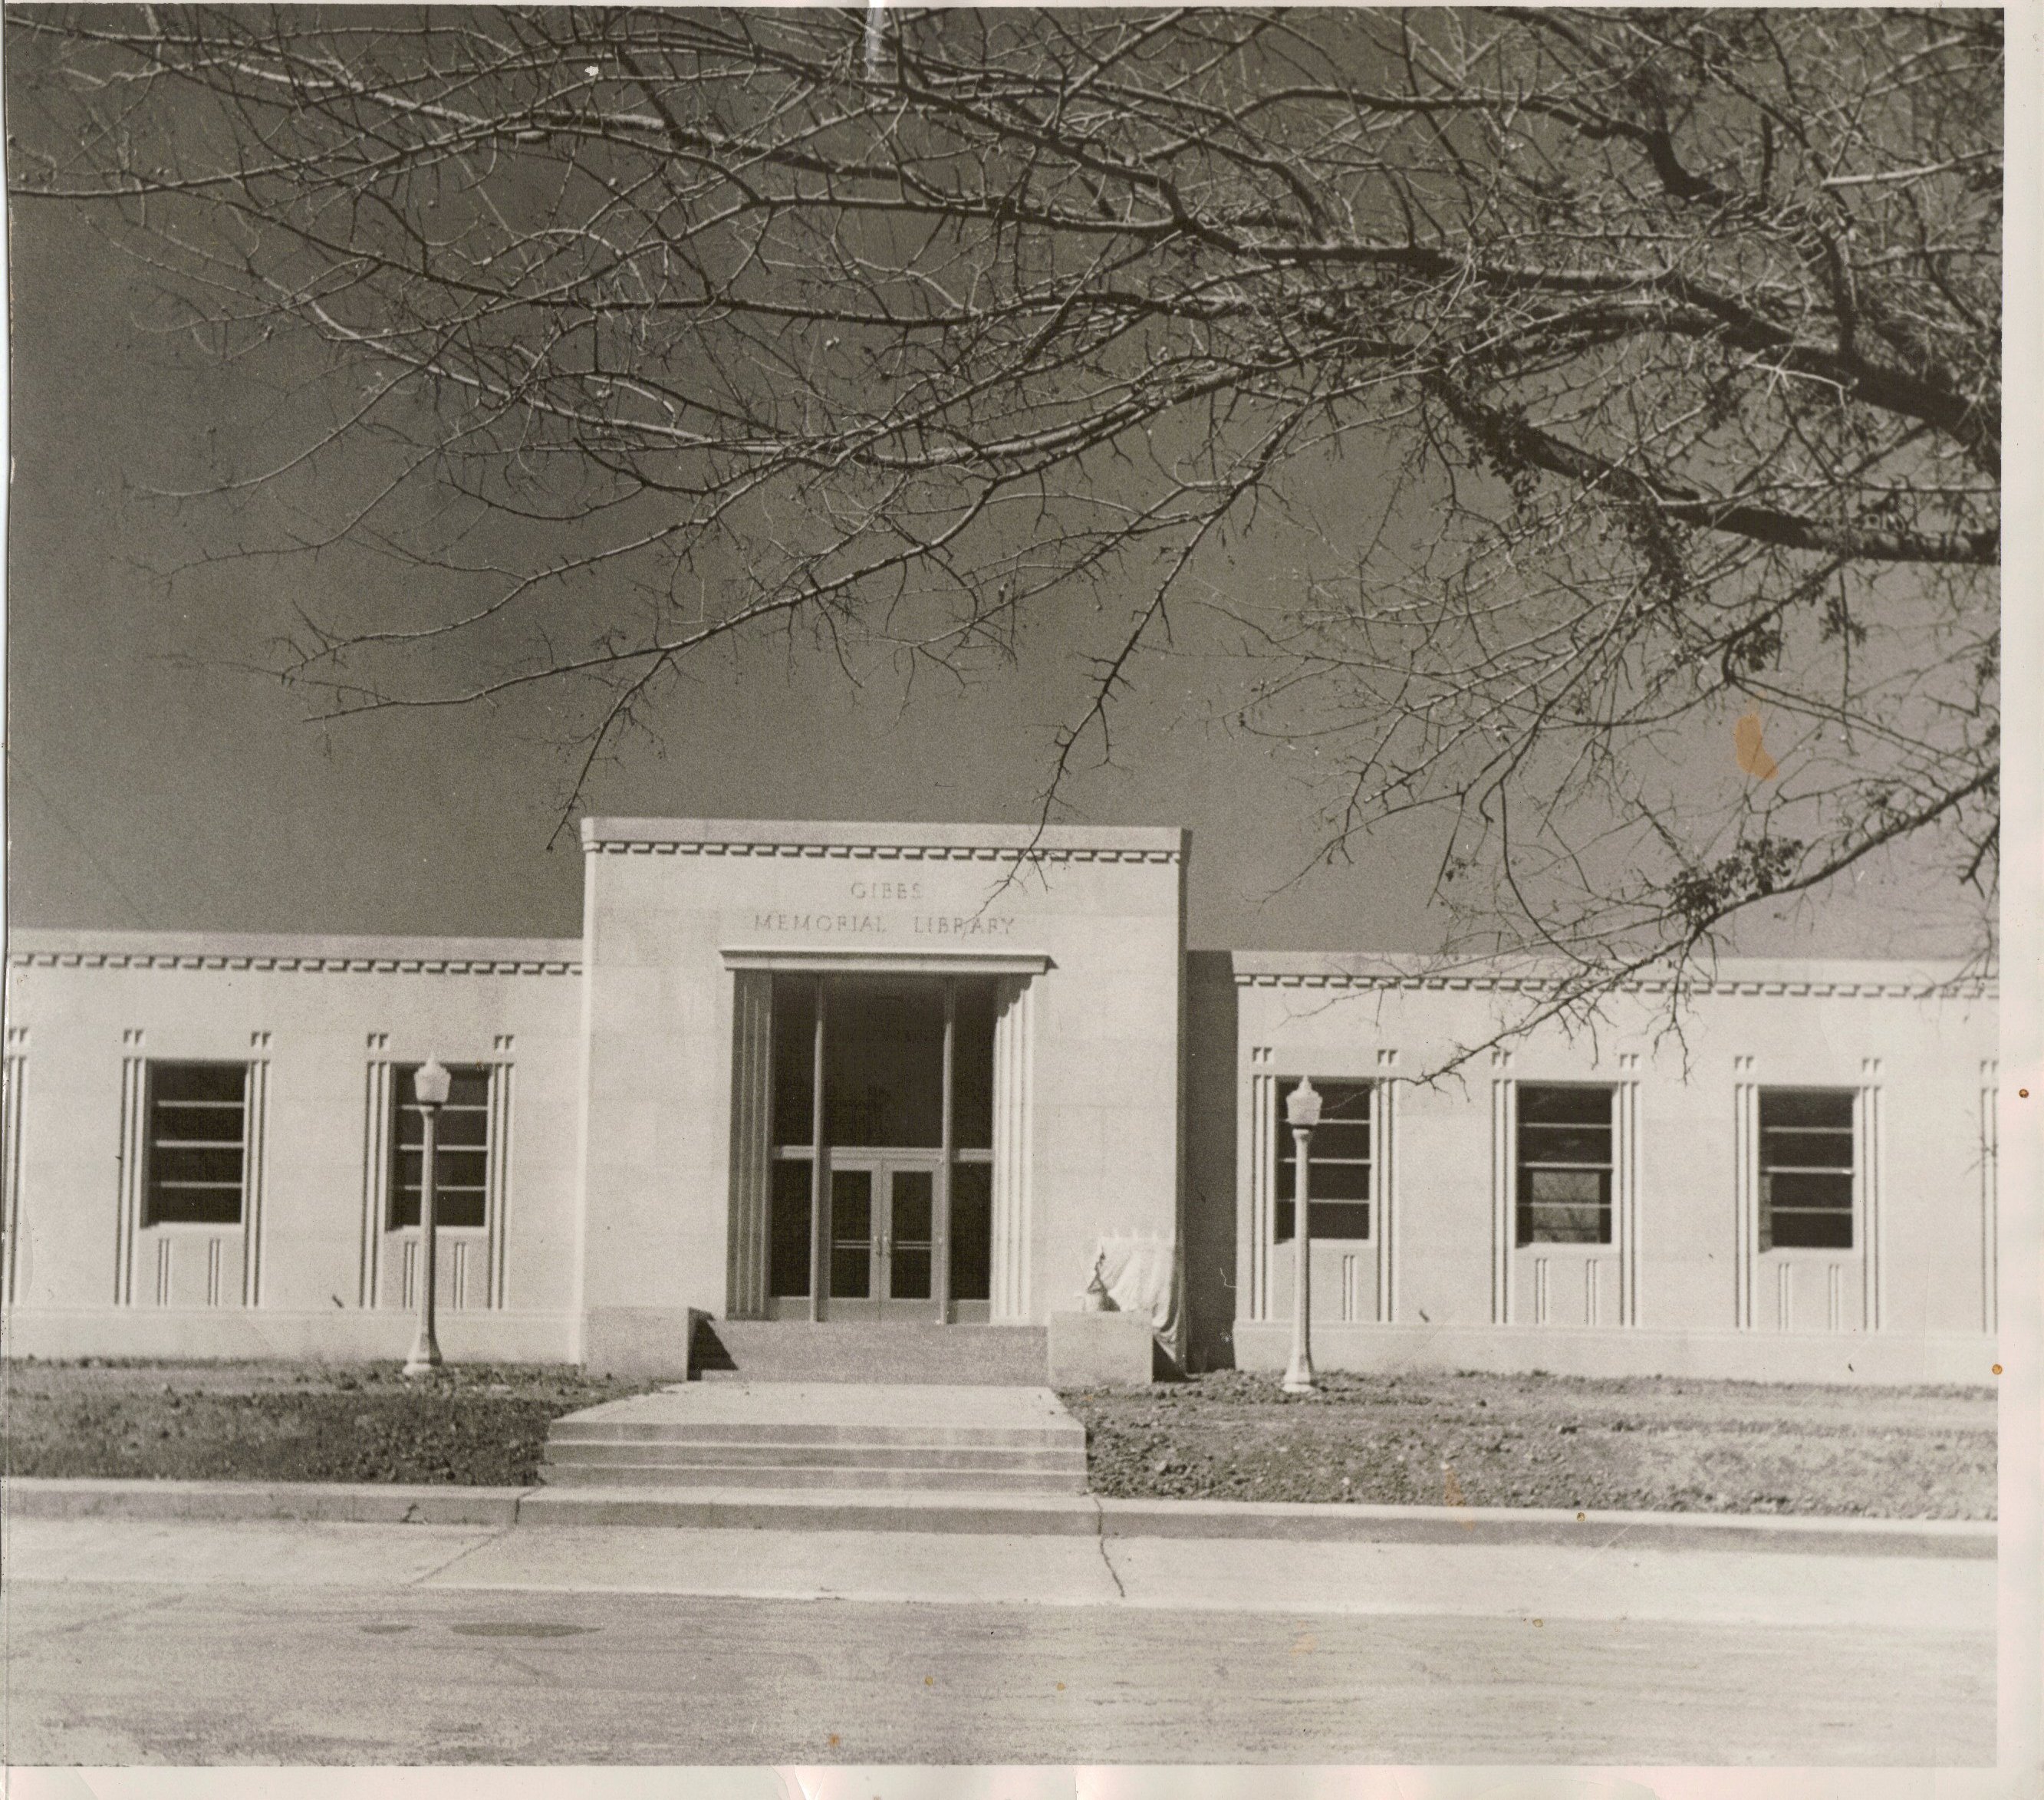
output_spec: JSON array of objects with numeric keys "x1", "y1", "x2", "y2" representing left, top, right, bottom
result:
[{"x1": 2, "y1": 161, "x2": 1980, "y2": 961}]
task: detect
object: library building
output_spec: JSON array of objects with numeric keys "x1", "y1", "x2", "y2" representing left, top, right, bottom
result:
[{"x1": 1, "y1": 816, "x2": 2000, "y2": 1386}]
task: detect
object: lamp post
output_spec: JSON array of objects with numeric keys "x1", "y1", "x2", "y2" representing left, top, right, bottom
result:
[
  {"x1": 1282, "y1": 1077, "x2": 1322, "y2": 1394},
  {"x1": 402, "y1": 1057, "x2": 452, "y2": 1378}
]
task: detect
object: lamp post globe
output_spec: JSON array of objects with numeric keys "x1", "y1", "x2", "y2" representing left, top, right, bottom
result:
[
  {"x1": 402, "y1": 1056, "x2": 453, "y2": 1378},
  {"x1": 1282, "y1": 1078, "x2": 1322, "y2": 1394}
]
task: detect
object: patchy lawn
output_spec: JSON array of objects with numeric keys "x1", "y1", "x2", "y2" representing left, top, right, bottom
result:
[
  {"x1": 5, "y1": 1360, "x2": 652, "y2": 1486},
  {"x1": 7, "y1": 1360, "x2": 1998, "y2": 1517},
  {"x1": 1060, "y1": 1369, "x2": 1996, "y2": 1519}
]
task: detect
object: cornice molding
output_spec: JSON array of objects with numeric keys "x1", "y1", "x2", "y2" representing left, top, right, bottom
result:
[
  {"x1": 721, "y1": 946, "x2": 1054, "y2": 977},
  {"x1": 1233, "y1": 970, "x2": 1995, "y2": 1001},
  {"x1": 9, "y1": 949, "x2": 581, "y2": 976},
  {"x1": 580, "y1": 816, "x2": 1185, "y2": 864},
  {"x1": 588, "y1": 838, "x2": 1179, "y2": 865},
  {"x1": 8, "y1": 930, "x2": 581, "y2": 976}
]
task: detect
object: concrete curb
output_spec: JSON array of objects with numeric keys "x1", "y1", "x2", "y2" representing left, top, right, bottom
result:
[
  {"x1": 515, "y1": 1487, "x2": 1996, "y2": 1556},
  {"x1": 4, "y1": 1476, "x2": 1996, "y2": 1556},
  {"x1": 5, "y1": 1477, "x2": 524, "y2": 1527}
]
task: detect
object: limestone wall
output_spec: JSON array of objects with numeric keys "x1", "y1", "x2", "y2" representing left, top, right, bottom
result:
[{"x1": 4, "y1": 930, "x2": 584, "y2": 1361}]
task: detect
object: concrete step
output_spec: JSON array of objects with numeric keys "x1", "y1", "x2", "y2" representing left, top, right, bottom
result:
[
  {"x1": 537, "y1": 1461, "x2": 1085, "y2": 1495},
  {"x1": 693, "y1": 1318, "x2": 1048, "y2": 1385},
  {"x1": 538, "y1": 1380, "x2": 1087, "y2": 1501},
  {"x1": 548, "y1": 1418, "x2": 1081, "y2": 1449},
  {"x1": 515, "y1": 1484, "x2": 1105, "y2": 1532},
  {"x1": 545, "y1": 1440, "x2": 1086, "y2": 1473}
]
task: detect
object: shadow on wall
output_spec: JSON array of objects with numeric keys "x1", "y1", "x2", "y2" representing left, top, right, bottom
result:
[{"x1": 1183, "y1": 949, "x2": 1239, "y2": 1371}]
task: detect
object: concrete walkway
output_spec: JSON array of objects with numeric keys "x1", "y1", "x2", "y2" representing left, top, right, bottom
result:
[{"x1": 6, "y1": 1513, "x2": 1993, "y2": 1631}]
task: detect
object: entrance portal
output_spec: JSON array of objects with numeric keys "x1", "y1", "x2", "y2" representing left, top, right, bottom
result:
[
  {"x1": 826, "y1": 1153, "x2": 937, "y2": 1319},
  {"x1": 760, "y1": 973, "x2": 997, "y2": 1322}
]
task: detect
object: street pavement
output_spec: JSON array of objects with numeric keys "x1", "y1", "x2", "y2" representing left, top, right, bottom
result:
[{"x1": 4, "y1": 1515, "x2": 1994, "y2": 1764}]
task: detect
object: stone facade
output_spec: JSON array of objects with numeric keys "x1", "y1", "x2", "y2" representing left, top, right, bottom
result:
[{"x1": 0, "y1": 819, "x2": 2000, "y2": 1384}]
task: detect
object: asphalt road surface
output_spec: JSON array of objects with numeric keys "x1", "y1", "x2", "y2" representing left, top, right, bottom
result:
[{"x1": 4, "y1": 1519, "x2": 1994, "y2": 1765}]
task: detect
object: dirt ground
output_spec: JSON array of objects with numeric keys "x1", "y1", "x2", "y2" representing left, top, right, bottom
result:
[
  {"x1": 4, "y1": 1361, "x2": 648, "y2": 1486},
  {"x1": 1060, "y1": 1369, "x2": 1996, "y2": 1519},
  {"x1": 8, "y1": 1360, "x2": 1998, "y2": 1516}
]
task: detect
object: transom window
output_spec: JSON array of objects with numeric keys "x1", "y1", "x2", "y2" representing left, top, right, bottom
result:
[
  {"x1": 1759, "y1": 1088, "x2": 1855, "y2": 1250},
  {"x1": 1274, "y1": 1079, "x2": 1372, "y2": 1242},
  {"x1": 389, "y1": 1065, "x2": 491, "y2": 1230},
  {"x1": 144, "y1": 1061, "x2": 247, "y2": 1226},
  {"x1": 1516, "y1": 1084, "x2": 1614, "y2": 1246}
]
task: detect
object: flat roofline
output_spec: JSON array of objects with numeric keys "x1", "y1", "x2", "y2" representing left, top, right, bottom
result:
[
  {"x1": 1225, "y1": 948, "x2": 1993, "y2": 990},
  {"x1": 7, "y1": 928, "x2": 584, "y2": 967},
  {"x1": 580, "y1": 816, "x2": 1187, "y2": 857}
]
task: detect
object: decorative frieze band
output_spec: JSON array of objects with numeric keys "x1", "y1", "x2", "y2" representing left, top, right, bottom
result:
[
  {"x1": 9, "y1": 950, "x2": 579, "y2": 976},
  {"x1": 1235, "y1": 971, "x2": 1992, "y2": 1001},
  {"x1": 591, "y1": 838, "x2": 1179, "y2": 864}
]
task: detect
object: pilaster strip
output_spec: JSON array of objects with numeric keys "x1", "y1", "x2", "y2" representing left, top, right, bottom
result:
[
  {"x1": 1618, "y1": 1079, "x2": 1641, "y2": 1327},
  {"x1": 3, "y1": 1038, "x2": 26, "y2": 1305},
  {"x1": 1248, "y1": 1073, "x2": 1274, "y2": 1323},
  {"x1": 1376, "y1": 1077, "x2": 1398, "y2": 1324},
  {"x1": 117, "y1": 1035, "x2": 147, "y2": 1305},
  {"x1": 990, "y1": 975, "x2": 1035, "y2": 1321},
  {"x1": 360, "y1": 1053, "x2": 392, "y2": 1307},
  {"x1": 242, "y1": 1050, "x2": 269, "y2": 1308},
  {"x1": 1859, "y1": 1070, "x2": 1884, "y2": 1331},
  {"x1": 489, "y1": 1052, "x2": 515, "y2": 1308},
  {"x1": 1490, "y1": 1079, "x2": 1515, "y2": 1324},
  {"x1": 726, "y1": 969, "x2": 774, "y2": 1319},
  {"x1": 1733, "y1": 1075, "x2": 1757, "y2": 1329},
  {"x1": 1981, "y1": 1061, "x2": 1999, "y2": 1334}
]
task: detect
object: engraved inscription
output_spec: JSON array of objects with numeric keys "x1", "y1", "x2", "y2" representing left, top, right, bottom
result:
[
  {"x1": 748, "y1": 909, "x2": 1017, "y2": 937},
  {"x1": 912, "y1": 913, "x2": 1015, "y2": 937},
  {"x1": 752, "y1": 913, "x2": 884, "y2": 935}
]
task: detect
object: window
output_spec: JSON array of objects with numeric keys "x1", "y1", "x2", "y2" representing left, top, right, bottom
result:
[
  {"x1": 1516, "y1": 1084, "x2": 1613, "y2": 1246},
  {"x1": 145, "y1": 1062, "x2": 247, "y2": 1226},
  {"x1": 1274, "y1": 1079, "x2": 1372, "y2": 1242},
  {"x1": 1759, "y1": 1088, "x2": 1855, "y2": 1250},
  {"x1": 389, "y1": 1065, "x2": 491, "y2": 1229}
]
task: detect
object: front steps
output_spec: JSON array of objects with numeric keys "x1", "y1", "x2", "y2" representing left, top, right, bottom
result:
[
  {"x1": 541, "y1": 1380, "x2": 1089, "y2": 1498},
  {"x1": 691, "y1": 1318, "x2": 1049, "y2": 1385}
]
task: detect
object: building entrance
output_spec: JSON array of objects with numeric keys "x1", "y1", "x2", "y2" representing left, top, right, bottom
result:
[
  {"x1": 761, "y1": 972, "x2": 997, "y2": 1323},
  {"x1": 825, "y1": 1152, "x2": 940, "y2": 1320}
]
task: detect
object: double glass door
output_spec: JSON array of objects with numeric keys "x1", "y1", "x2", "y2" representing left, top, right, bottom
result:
[
  {"x1": 827, "y1": 1154, "x2": 938, "y2": 1320},
  {"x1": 765, "y1": 973, "x2": 999, "y2": 1323}
]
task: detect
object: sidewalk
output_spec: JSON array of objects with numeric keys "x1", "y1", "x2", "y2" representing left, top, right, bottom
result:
[
  {"x1": 5, "y1": 1472, "x2": 1999, "y2": 1555},
  {"x1": 5, "y1": 1512, "x2": 1996, "y2": 1632}
]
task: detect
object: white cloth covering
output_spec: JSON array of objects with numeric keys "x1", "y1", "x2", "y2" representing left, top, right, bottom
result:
[{"x1": 1088, "y1": 1233, "x2": 1180, "y2": 1339}]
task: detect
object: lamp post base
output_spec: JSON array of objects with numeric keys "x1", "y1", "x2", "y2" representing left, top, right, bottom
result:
[
  {"x1": 1281, "y1": 1354, "x2": 1318, "y2": 1395},
  {"x1": 401, "y1": 1336, "x2": 443, "y2": 1379}
]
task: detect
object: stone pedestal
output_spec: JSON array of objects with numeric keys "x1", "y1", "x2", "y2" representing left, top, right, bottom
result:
[
  {"x1": 583, "y1": 1305, "x2": 704, "y2": 1380},
  {"x1": 1047, "y1": 1310, "x2": 1154, "y2": 1387}
]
